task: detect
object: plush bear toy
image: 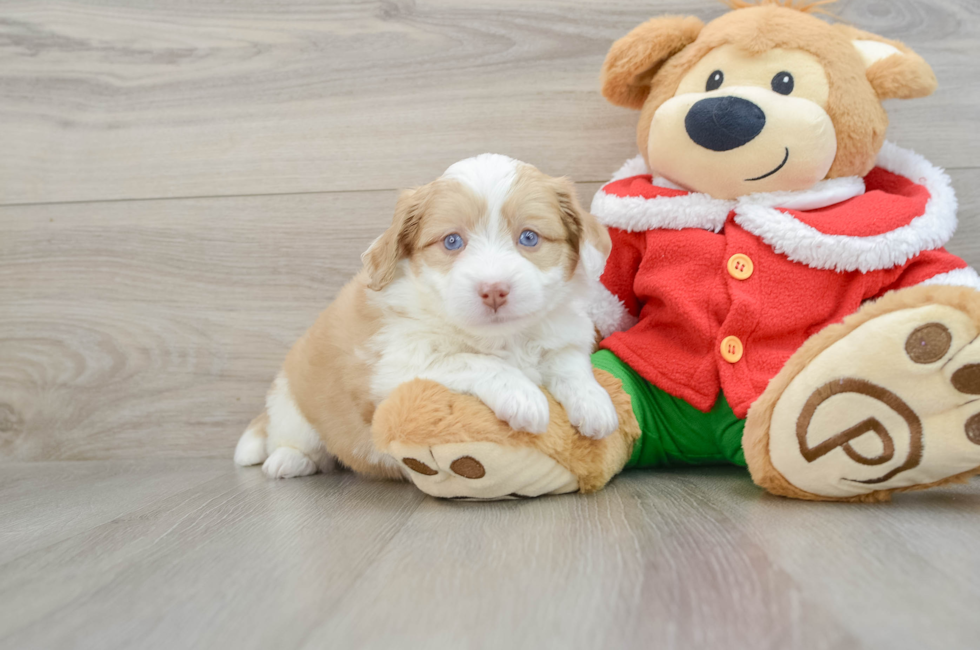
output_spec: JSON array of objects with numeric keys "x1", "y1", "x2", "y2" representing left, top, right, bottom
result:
[{"x1": 372, "y1": 0, "x2": 980, "y2": 502}]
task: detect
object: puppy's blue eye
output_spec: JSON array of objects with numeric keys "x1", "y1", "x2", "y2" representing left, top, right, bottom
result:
[
  {"x1": 519, "y1": 230, "x2": 539, "y2": 247},
  {"x1": 443, "y1": 233, "x2": 464, "y2": 251}
]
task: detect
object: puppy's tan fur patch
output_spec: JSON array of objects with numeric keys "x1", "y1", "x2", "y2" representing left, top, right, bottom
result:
[
  {"x1": 281, "y1": 271, "x2": 403, "y2": 479},
  {"x1": 503, "y1": 167, "x2": 611, "y2": 280},
  {"x1": 410, "y1": 180, "x2": 486, "y2": 276}
]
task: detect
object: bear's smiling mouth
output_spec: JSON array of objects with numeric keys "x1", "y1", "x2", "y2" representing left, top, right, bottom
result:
[{"x1": 746, "y1": 147, "x2": 790, "y2": 181}]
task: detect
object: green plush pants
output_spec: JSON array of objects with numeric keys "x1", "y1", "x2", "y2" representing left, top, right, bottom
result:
[{"x1": 592, "y1": 349, "x2": 747, "y2": 469}]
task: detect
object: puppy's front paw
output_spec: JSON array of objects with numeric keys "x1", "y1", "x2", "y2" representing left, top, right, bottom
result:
[
  {"x1": 489, "y1": 385, "x2": 550, "y2": 434},
  {"x1": 562, "y1": 382, "x2": 619, "y2": 439}
]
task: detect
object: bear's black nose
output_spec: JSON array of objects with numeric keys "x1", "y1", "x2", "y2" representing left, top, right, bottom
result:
[{"x1": 685, "y1": 96, "x2": 766, "y2": 152}]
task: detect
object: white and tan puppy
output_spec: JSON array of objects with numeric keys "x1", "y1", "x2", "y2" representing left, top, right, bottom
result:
[{"x1": 235, "y1": 154, "x2": 617, "y2": 479}]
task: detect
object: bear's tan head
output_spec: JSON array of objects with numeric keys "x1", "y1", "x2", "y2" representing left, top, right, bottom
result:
[{"x1": 601, "y1": 0, "x2": 937, "y2": 200}]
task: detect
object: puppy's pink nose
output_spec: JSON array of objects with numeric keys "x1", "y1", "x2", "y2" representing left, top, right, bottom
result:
[{"x1": 479, "y1": 282, "x2": 510, "y2": 311}]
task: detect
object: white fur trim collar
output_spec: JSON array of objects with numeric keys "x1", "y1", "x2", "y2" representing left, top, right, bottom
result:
[
  {"x1": 594, "y1": 155, "x2": 865, "y2": 234},
  {"x1": 590, "y1": 182, "x2": 733, "y2": 233},
  {"x1": 734, "y1": 142, "x2": 957, "y2": 272},
  {"x1": 591, "y1": 142, "x2": 957, "y2": 273},
  {"x1": 588, "y1": 285, "x2": 639, "y2": 338},
  {"x1": 921, "y1": 267, "x2": 980, "y2": 292}
]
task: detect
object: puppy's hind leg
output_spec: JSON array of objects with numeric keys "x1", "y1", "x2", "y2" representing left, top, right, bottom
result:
[
  {"x1": 262, "y1": 374, "x2": 335, "y2": 479},
  {"x1": 234, "y1": 412, "x2": 270, "y2": 467}
]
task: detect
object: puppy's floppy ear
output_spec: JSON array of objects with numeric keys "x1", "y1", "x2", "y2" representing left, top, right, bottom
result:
[
  {"x1": 362, "y1": 185, "x2": 428, "y2": 291},
  {"x1": 601, "y1": 15, "x2": 704, "y2": 110},
  {"x1": 836, "y1": 25, "x2": 937, "y2": 100},
  {"x1": 553, "y1": 177, "x2": 611, "y2": 281}
]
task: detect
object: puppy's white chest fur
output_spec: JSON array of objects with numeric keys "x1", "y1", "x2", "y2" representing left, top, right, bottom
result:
[{"x1": 364, "y1": 282, "x2": 588, "y2": 403}]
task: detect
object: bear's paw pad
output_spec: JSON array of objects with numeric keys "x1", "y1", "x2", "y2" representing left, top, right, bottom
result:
[{"x1": 389, "y1": 441, "x2": 578, "y2": 500}]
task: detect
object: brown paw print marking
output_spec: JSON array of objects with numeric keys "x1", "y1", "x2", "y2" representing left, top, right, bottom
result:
[
  {"x1": 905, "y1": 324, "x2": 980, "y2": 443},
  {"x1": 449, "y1": 456, "x2": 485, "y2": 479},
  {"x1": 966, "y1": 413, "x2": 980, "y2": 446},
  {"x1": 951, "y1": 364, "x2": 980, "y2": 395},
  {"x1": 402, "y1": 458, "x2": 437, "y2": 476},
  {"x1": 797, "y1": 378, "x2": 922, "y2": 484},
  {"x1": 905, "y1": 323, "x2": 952, "y2": 364}
]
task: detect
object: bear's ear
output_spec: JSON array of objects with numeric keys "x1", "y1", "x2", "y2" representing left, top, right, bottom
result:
[
  {"x1": 836, "y1": 26, "x2": 937, "y2": 100},
  {"x1": 601, "y1": 16, "x2": 704, "y2": 110}
]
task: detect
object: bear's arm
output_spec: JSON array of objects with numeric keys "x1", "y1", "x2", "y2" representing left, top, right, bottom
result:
[
  {"x1": 589, "y1": 227, "x2": 646, "y2": 338},
  {"x1": 872, "y1": 248, "x2": 980, "y2": 299}
]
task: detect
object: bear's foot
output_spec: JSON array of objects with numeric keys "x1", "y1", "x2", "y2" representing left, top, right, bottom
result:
[
  {"x1": 388, "y1": 441, "x2": 578, "y2": 500},
  {"x1": 746, "y1": 285, "x2": 980, "y2": 501},
  {"x1": 372, "y1": 373, "x2": 639, "y2": 500}
]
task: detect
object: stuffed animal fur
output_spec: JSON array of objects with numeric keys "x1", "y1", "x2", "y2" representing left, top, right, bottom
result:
[{"x1": 372, "y1": 0, "x2": 980, "y2": 502}]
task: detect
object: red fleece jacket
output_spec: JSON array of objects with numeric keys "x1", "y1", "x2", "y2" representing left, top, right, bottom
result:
[{"x1": 590, "y1": 144, "x2": 975, "y2": 418}]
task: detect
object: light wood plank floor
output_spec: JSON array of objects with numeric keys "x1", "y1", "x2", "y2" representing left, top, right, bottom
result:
[{"x1": 2, "y1": 1, "x2": 980, "y2": 648}]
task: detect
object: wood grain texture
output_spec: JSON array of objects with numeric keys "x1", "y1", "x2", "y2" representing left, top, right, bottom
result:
[
  {"x1": 304, "y1": 472, "x2": 853, "y2": 650},
  {"x1": 0, "y1": 0, "x2": 977, "y2": 205},
  {"x1": 0, "y1": 459, "x2": 234, "y2": 565},
  {"x1": 0, "y1": 462, "x2": 426, "y2": 650},
  {"x1": 699, "y1": 473, "x2": 980, "y2": 650},
  {"x1": 3, "y1": 463, "x2": 980, "y2": 650}
]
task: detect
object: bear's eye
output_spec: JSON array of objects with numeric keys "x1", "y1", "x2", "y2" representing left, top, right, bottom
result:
[
  {"x1": 706, "y1": 70, "x2": 724, "y2": 92},
  {"x1": 771, "y1": 71, "x2": 794, "y2": 95}
]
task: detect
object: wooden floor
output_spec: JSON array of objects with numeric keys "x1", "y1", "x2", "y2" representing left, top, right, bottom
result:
[
  {"x1": 2, "y1": 1, "x2": 980, "y2": 648},
  {"x1": 4, "y1": 463, "x2": 980, "y2": 650}
]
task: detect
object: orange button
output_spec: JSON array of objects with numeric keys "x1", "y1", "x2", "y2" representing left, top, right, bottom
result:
[
  {"x1": 721, "y1": 336, "x2": 744, "y2": 363},
  {"x1": 727, "y1": 253, "x2": 754, "y2": 280}
]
